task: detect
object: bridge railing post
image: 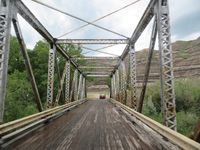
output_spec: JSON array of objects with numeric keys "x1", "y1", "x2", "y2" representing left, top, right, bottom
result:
[
  {"x1": 65, "y1": 60, "x2": 70, "y2": 103},
  {"x1": 156, "y1": 0, "x2": 177, "y2": 130},
  {"x1": 129, "y1": 44, "x2": 137, "y2": 110},
  {"x1": 46, "y1": 44, "x2": 56, "y2": 109},
  {"x1": 0, "y1": 0, "x2": 13, "y2": 122}
]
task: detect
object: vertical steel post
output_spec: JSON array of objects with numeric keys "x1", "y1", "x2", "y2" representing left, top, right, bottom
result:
[
  {"x1": 156, "y1": 0, "x2": 176, "y2": 130},
  {"x1": 12, "y1": 18, "x2": 43, "y2": 112},
  {"x1": 111, "y1": 76, "x2": 115, "y2": 98},
  {"x1": 65, "y1": 60, "x2": 70, "y2": 103},
  {"x1": 81, "y1": 77, "x2": 85, "y2": 99},
  {"x1": 120, "y1": 61, "x2": 127, "y2": 105},
  {"x1": 0, "y1": 0, "x2": 13, "y2": 122},
  {"x1": 70, "y1": 69, "x2": 78, "y2": 102},
  {"x1": 84, "y1": 77, "x2": 87, "y2": 98},
  {"x1": 115, "y1": 69, "x2": 120, "y2": 101},
  {"x1": 129, "y1": 44, "x2": 137, "y2": 110},
  {"x1": 77, "y1": 74, "x2": 83, "y2": 100},
  {"x1": 110, "y1": 77, "x2": 113, "y2": 98},
  {"x1": 113, "y1": 74, "x2": 116, "y2": 99},
  {"x1": 74, "y1": 70, "x2": 78, "y2": 101},
  {"x1": 46, "y1": 44, "x2": 56, "y2": 108}
]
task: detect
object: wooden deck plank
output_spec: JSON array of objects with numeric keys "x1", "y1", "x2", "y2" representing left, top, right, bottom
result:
[{"x1": 5, "y1": 100, "x2": 178, "y2": 150}]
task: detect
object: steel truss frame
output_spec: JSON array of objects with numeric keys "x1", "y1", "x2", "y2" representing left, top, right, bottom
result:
[{"x1": 0, "y1": 0, "x2": 177, "y2": 131}]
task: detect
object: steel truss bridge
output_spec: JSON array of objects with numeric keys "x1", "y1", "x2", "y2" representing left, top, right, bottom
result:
[{"x1": 0, "y1": 0, "x2": 199, "y2": 149}]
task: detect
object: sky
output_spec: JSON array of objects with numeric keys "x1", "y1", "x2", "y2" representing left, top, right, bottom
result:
[{"x1": 11, "y1": 0, "x2": 200, "y2": 57}]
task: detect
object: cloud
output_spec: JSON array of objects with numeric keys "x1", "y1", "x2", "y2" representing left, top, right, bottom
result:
[{"x1": 11, "y1": 0, "x2": 200, "y2": 56}]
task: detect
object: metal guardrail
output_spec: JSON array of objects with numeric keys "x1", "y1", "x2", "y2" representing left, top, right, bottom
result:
[
  {"x1": 110, "y1": 99, "x2": 200, "y2": 150},
  {"x1": 0, "y1": 99, "x2": 86, "y2": 136}
]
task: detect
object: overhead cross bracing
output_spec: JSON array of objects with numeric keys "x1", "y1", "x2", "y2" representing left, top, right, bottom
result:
[{"x1": 56, "y1": 39, "x2": 129, "y2": 44}]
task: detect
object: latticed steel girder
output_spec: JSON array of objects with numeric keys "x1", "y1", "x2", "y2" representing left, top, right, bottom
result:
[
  {"x1": 77, "y1": 74, "x2": 83, "y2": 100},
  {"x1": 111, "y1": 75, "x2": 116, "y2": 99},
  {"x1": 46, "y1": 44, "x2": 56, "y2": 109},
  {"x1": 115, "y1": 70, "x2": 120, "y2": 101},
  {"x1": 65, "y1": 61, "x2": 71, "y2": 103},
  {"x1": 119, "y1": 61, "x2": 127, "y2": 105},
  {"x1": 157, "y1": 0, "x2": 176, "y2": 130},
  {"x1": 56, "y1": 39, "x2": 129, "y2": 44},
  {"x1": 129, "y1": 44, "x2": 137, "y2": 110},
  {"x1": 0, "y1": 0, "x2": 13, "y2": 122},
  {"x1": 70, "y1": 69, "x2": 79, "y2": 102},
  {"x1": 80, "y1": 77, "x2": 86, "y2": 99}
]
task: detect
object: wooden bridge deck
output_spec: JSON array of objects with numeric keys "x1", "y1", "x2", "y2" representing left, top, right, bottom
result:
[{"x1": 6, "y1": 100, "x2": 178, "y2": 150}]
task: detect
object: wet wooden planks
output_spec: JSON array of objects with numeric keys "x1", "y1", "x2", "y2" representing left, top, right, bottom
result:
[{"x1": 5, "y1": 100, "x2": 178, "y2": 150}]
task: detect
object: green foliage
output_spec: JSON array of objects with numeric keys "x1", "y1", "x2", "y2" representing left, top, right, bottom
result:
[
  {"x1": 176, "y1": 112, "x2": 198, "y2": 136},
  {"x1": 145, "y1": 81, "x2": 161, "y2": 113},
  {"x1": 28, "y1": 40, "x2": 49, "y2": 102},
  {"x1": 4, "y1": 71, "x2": 38, "y2": 122},
  {"x1": 143, "y1": 78, "x2": 200, "y2": 136},
  {"x1": 4, "y1": 37, "x2": 84, "y2": 122},
  {"x1": 8, "y1": 36, "x2": 25, "y2": 74},
  {"x1": 175, "y1": 79, "x2": 200, "y2": 115}
]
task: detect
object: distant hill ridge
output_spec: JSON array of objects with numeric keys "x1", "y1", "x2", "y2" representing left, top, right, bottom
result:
[{"x1": 136, "y1": 36, "x2": 200, "y2": 82}]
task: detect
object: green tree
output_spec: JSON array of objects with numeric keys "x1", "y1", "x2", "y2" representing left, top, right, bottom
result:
[
  {"x1": 8, "y1": 36, "x2": 25, "y2": 74},
  {"x1": 4, "y1": 71, "x2": 37, "y2": 122}
]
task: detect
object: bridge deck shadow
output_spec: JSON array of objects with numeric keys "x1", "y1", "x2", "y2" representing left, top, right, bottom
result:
[{"x1": 6, "y1": 100, "x2": 177, "y2": 150}]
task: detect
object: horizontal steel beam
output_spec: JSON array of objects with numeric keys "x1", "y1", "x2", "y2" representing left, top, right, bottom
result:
[
  {"x1": 72, "y1": 57, "x2": 119, "y2": 60},
  {"x1": 56, "y1": 39, "x2": 129, "y2": 44},
  {"x1": 86, "y1": 75, "x2": 110, "y2": 77},
  {"x1": 85, "y1": 72, "x2": 111, "y2": 74},
  {"x1": 15, "y1": 0, "x2": 83, "y2": 75},
  {"x1": 79, "y1": 66, "x2": 114, "y2": 69}
]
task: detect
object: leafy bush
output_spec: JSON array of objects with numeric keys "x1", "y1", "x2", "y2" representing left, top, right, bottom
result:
[
  {"x1": 4, "y1": 71, "x2": 38, "y2": 122},
  {"x1": 176, "y1": 112, "x2": 198, "y2": 136},
  {"x1": 143, "y1": 78, "x2": 200, "y2": 136}
]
